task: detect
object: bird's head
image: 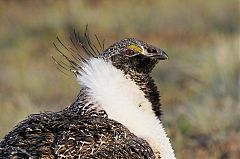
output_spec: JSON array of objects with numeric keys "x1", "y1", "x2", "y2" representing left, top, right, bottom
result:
[{"x1": 101, "y1": 38, "x2": 168, "y2": 74}]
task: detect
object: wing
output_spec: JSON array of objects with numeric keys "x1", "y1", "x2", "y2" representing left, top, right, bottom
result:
[{"x1": 0, "y1": 112, "x2": 155, "y2": 159}]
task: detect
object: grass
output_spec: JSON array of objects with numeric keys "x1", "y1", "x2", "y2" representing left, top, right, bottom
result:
[
  {"x1": 160, "y1": 35, "x2": 240, "y2": 158},
  {"x1": 0, "y1": 1, "x2": 239, "y2": 158}
]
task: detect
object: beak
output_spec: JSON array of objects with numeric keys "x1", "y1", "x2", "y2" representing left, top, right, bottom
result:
[
  {"x1": 157, "y1": 50, "x2": 168, "y2": 60},
  {"x1": 148, "y1": 49, "x2": 168, "y2": 60}
]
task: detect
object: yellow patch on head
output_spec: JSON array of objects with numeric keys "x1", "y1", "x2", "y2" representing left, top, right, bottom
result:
[{"x1": 127, "y1": 45, "x2": 143, "y2": 53}]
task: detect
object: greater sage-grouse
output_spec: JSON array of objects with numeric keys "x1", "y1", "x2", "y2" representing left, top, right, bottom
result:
[{"x1": 0, "y1": 30, "x2": 176, "y2": 159}]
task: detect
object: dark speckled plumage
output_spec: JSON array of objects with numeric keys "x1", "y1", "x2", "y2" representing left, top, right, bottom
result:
[{"x1": 0, "y1": 111, "x2": 154, "y2": 158}]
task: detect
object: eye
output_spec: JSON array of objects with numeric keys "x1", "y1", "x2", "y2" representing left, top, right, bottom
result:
[
  {"x1": 126, "y1": 49, "x2": 135, "y2": 56},
  {"x1": 147, "y1": 48, "x2": 157, "y2": 53}
]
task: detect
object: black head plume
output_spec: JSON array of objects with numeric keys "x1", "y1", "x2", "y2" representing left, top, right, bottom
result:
[{"x1": 52, "y1": 26, "x2": 105, "y2": 76}]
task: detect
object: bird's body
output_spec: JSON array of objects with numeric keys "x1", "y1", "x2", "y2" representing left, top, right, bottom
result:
[
  {"x1": 0, "y1": 33, "x2": 176, "y2": 159},
  {"x1": 0, "y1": 111, "x2": 154, "y2": 158}
]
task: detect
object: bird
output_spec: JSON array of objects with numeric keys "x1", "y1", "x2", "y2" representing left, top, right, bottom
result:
[{"x1": 0, "y1": 29, "x2": 176, "y2": 159}]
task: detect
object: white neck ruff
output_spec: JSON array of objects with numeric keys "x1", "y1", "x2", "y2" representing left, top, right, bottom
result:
[{"x1": 77, "y1": 58, "x2": 176, "y2": 159}]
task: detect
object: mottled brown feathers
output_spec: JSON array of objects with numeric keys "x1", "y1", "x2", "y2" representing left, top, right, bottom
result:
[{"x1": 0, "y1": 111, "x2": 154, "y2": 158}]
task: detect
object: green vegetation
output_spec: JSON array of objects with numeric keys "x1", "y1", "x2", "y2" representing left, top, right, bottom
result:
[{"x1": 0, "y1": 1, "x2": 239, "y2": 158}]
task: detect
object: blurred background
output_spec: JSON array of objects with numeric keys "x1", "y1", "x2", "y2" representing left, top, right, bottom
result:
[{"x1": 0, "y1": 0, "x2": 239, "y2": 158}]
